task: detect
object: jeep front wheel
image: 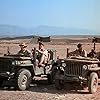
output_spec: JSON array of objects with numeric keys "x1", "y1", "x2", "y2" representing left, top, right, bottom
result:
[
  {"x1": 16, "y1": 69, "x2": 32, "y2": 90},
  {"x1": 88, "y1": 72, "x2": 98, "y2": 94}
]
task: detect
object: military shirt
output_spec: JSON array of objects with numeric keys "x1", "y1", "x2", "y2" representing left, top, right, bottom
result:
[
  {"x1": 17, "y1": 49, "x2": 31, "y2": 57},
  {"x1": 68, "y1": 49, "x2": 87, "y2": 57}
]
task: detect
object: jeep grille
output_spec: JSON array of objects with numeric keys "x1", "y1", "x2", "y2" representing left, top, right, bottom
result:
[{"x1": 65, "y1": 63, "x2": 83, "y2": 76}]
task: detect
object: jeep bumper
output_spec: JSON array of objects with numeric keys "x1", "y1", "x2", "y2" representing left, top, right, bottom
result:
[{"x1": 55, "y1": 74, "x2": 87, "y2": 82}]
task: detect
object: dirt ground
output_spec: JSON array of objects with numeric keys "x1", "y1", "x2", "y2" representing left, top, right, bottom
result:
[
  {"x1": 0, "y1": 38, "x2": 100, "y2": 100},
  {"x1": 0, "y1": 80, "x2": 100, "y2": 100}
]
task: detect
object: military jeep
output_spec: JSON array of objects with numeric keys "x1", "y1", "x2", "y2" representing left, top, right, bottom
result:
[
  {"x1": 54, "y1": 56, "x2": 100, "y2": 94},
  {"x1": 0, "y1": 49, "x2": 57, "y2": 90},
  {"x1": 0, "y1": 55, "x2": 33, "y2": 90}
]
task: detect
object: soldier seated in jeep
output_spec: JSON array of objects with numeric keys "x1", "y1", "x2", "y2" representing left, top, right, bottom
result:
[
  {"x1": 87, "y1": 48, "x2": 97, "y2": 58},
  {"x1": 32, "y1": 42, "x2": 49, "y2": 67},
  {"x1": 17, "y1": 43, "x2": 32, "y2": 57},
  {"x1": 68, "y1": 43, "x2": 87, "y2": 57}
]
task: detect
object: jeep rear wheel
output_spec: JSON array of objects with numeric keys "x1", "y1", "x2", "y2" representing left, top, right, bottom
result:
[
  {"x1": 16, "y1": 69, "x2": 32, "y2": 90},
  {"x1": 88, "y1": 72, "x2": 98, "y2": 94}
]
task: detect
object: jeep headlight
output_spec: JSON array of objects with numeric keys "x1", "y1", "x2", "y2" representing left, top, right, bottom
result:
[
  {"x1": 62, "y1": 63, "x2": 66, "y2": 67},
  {"x1": 83, "y1": 65, "x2": 88, "y2": 70},
  {"x1": 12, "y1": 61, "x2": 15, "y2": 65}
]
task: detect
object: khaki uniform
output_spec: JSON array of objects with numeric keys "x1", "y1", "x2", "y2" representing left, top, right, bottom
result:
[
  {"x1": 17, "y1": 50, "x2": 31, "y2": 57},
  {"x1": 68, "y1": 49, "x2": 87, "y2": 57},
  {"x1": 37, "y1": 49, "x2": 48, "y2": 63}
]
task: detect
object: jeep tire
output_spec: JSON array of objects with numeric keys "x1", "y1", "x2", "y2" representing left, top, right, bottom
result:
[
  {"x1": 16, "y1": 68, "x2": 32, "y2": 90},
  {"x1": 88, "y1": 72, "x2": 98, "y2": 94}
]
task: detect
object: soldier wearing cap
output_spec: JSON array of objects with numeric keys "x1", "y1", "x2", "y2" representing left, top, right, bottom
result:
[
  {"x1": 69, "y1": 43, "x2": 87, "y2": 57},
  {"x1": 17, "y1": 43, "x2": 31, "y2": 57},
  {"x1": 33, "y1": 42, "x2": 48, "y2": 67}
]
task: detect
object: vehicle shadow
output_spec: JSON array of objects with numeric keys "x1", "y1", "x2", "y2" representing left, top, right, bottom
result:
[
  {"x1": 29, "y1": 80, "x2": 89, "y2": 94},
  {"x1": 0, "y1": 80, "x2": 89, "y2": 94}
]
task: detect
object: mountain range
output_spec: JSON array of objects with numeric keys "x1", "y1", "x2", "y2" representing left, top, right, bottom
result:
[{"x1": 0, "y1": 24, "x2": 99, "y2": 37}]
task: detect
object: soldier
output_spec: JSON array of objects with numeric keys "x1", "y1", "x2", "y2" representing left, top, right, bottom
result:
[
  {"x1": 69, "y1": 43, "x2": 87, "y2": 57},
  {"x1": 33, "y1": 42, "x2": 48, "y2": 67},
  {"x1": 17, "y1": 43, "x2": 31, "y2": 57},
  {"x1": 88, "y1": 49, "x2": 97, "y2": 58}
]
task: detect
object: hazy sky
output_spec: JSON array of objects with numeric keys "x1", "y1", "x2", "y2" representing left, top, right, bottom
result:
[{"x1": 0, "y1": 0, "x2": 100, "y2": 33}]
